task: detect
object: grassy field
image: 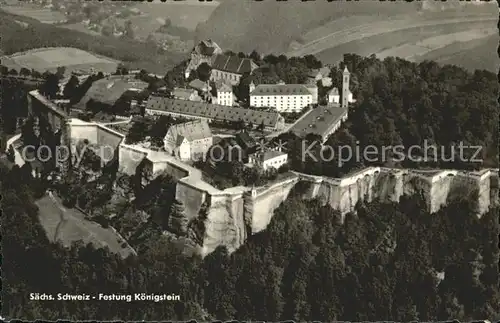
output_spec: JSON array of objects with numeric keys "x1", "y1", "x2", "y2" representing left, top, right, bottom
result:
[
  {"x1": 36, "y1": 193, "x2": 134, "y2": 258},
  {"x1": 2, "y1": 5, "x2": 67, "y2": 24},
  {"x1": 1, "y1": 47, "x2": 120, "y2": 75},
  {"x1": 0, "y1": 9, "x2": 184, "y2": 73},
  {"x1": 133, "y1": 0, "x2": 220, "y2": 31},
  {"x1": 289, "y1": 16, "x2": 496, "y2": 57},
  {"x1": 374, "y1": 28, "x2": 496, "y2": 61}
]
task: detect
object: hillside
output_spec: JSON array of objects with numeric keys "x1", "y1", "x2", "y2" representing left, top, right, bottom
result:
[
  {"x1": 0, "y1": 9, "x2": 185, "y2": 73},
  {"x1": 195, "y1": 0, "x2": 420, "y2": 54},
  {"x1": 196, "y1": 0, "x2": 497, "y2": 71}
]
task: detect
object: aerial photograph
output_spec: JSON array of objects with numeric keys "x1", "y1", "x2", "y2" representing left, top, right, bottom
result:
[{"x1": 0, "y1": 0, "x2": 498, "y2": 321}]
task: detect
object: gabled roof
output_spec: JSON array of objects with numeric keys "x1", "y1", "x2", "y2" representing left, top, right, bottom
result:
[
  {"x1": 166, "y1": 119, "x2": 212, "y2": 143},
  {"x1": 215, "y1": 79, "x2": 232, "y2": 93},
  {"x1": 328, "y1": 87, "x2": 339, "y2": 95},
  {"x1": 146, "y1": 96, "x2": 282, "y2": 128},
  {"x1": 75, "y1": 76, "x2": 148, "y2": 109},
  {"x1": 211, "y1": 54, "x2": 258, "y2": 75},
  {"x1": 193, "y1": 39, "x2": 222, "y2": 56},
  {"x1": 172, "y1": 88, "x2": 197, "y2": 99},
  {"x1": 250, "y1": 84, "x2": 313, "y2": 96},
  {"x1": 188, "y1": 79, "x2": 209, "y2": 92}
]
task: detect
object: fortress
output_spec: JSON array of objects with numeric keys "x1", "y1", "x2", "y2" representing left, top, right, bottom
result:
[{"x1": 28, "y1": 90, "x2": 499, "y2": 257}]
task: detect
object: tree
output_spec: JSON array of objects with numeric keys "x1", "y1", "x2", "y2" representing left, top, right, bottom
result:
[
  {"x1": 1, "y1": 65, "x2": 8, "y2": 75},
  {"x1": 56, "y1": 66, "x2": 66, "y2": 79},
  {"x1": 9, "y1": 69, "x2": 18, "y2": 75},
  {"x1": 63, "y1": 75, "x2": 80, "y2": 99},
  {"x1": 196, "y1": 63, "x2": 212, "y2": 82},
  {"x1": 40, "y1": 73, "x2": 60, "y2": 99},
  {"x1": 125, "y1": 118, "x2": 149, "y2": 144},
  {"x1": 19, "y1": 68, "x2": 31, "y2": 77},
  {"x1": 124, "y1": 20, "x2": 134, "y2": 39},
  {"x1": 7, "y1": 145, "x2": 15, "y2": 163}
]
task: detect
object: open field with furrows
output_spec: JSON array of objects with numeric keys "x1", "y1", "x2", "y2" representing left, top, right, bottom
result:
[
  {"x1": 288, "y1": 14, "x2": 496, "y2": 57},
  {"x1": 1, "y1": 47, "x2": 120, "y2": 75},
  {"x1": 133, "y1": 0, "x2": 220, "y2": 31},
  {"x1": 312, "y1": 19, "x2": 497, "y2": 71},
  {"x1": 375, "y1": 28, "x2": 497, "y2": 61},
  {"x1": 418, "y1": 35, "x2": 499, "y2": 72},
  {"x1": 1, "y1": 5, "x2": 67, "y2": 24},
  {"x1": 36, "y1": 194, "x2": 134, "y2": 258}
]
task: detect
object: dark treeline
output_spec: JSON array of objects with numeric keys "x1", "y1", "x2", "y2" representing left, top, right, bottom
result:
[{"x1": 1, "y1": 161, "x2": 499, "y2": 321}]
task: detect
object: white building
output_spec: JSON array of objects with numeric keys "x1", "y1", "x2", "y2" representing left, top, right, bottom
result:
[
  {"x1": 249, "y1": 83, "x2": 317, "y2": 113},
  {"x1": 215, "y1": 81, "x2": 235, "y2": 106},
  {"x1": 250, "y1": 150, "x2": 288, "y2": 171},
  {"x1": 163, "y1": 119, "x2": 213, "y2": 161},
  {"x1": 328, "y1": 67, "x2": 355, "y2": 105},
  {"x1": 328, "y1": 87, "x2": 340, "y2": 104}
]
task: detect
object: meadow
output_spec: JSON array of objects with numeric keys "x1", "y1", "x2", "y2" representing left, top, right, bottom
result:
[
  {"x1": 134, "y1": 0, "x2": 220, "y2": 31},
  {"x1": 2, "y1": 5, "x2": 67, "y2": 24},
  {"x1": 1, "y1": 47, "x2": 119, "y2": 75},
  {"x1": 36, "y1": 194, "x2": 133, "y2": 259}
]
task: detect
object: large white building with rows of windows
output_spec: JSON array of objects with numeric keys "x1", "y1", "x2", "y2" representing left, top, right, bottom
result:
[{"x1": 249, "y1": 83, "x2": 317, "y2": 113}]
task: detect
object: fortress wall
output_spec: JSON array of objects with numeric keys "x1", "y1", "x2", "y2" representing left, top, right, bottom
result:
[
  {"x1": 118, "y1": 144, "x2": 148, "y2": 175},
  {"x1": 175, "y1": 179, "x2": 208, "y2": 222},
  {"x1": 490, "y1": 171, "x2": 499, "y2": 207},
  {"x1": 164, "y1": 161, "x2": 191, "y2": 180},
  {"x1": 250, "y1": 175, "x2": 300, "y2": 233},
  {"x1": 68, "y1": 124, "x2": 99, "y2": 144},
  {"x1": 202, "y1": 194, "x2": 246, "y2": 256}
]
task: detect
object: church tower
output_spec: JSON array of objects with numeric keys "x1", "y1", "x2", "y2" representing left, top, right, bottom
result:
[{"x1": 342, "y1": 66, "x2": 350, "y2": 109}]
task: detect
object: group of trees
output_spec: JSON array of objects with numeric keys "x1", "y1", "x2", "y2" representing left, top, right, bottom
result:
[
  {"x1": 195, "y1": 137, "x2": 289, "y2": 190},
  {"x1": 274, "y1": 54, "x2": 498, "y2": 177},
  {"x1": 125, "y1": 115, "x2": 188, "y2": 146},
  {"x1": 2, "y1": 159, "x2": 498, "y2": 321}
]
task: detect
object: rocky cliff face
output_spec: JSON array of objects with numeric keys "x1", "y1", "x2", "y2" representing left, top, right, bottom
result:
[{"x1": 175, "y1": 167, "x2": 498, "y2": 257}]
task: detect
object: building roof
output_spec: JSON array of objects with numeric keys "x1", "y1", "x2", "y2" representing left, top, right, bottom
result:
[
  {"x1": 328, "y1": 87, "x2": 339, "y2": 95},
  {"x1": 189, "y1": 79, "x2": 209, "y2": 92},
  {"x1": 146, "y1": 96, "x2": 282, "y2": 128},
  {"x1": 215, "y1": 79, "x2": 232, "y2": 93},
  {"x1": 193, "y1": 39, "x2": 222, "y2": 56},
  {"x1": 262, "y1": 150, "x2": 287, "y2": 161},
  {"x1": 172, "y1": 88, "x2": 197, "y2": 100},
  {"x1": 166, "y1": 119, "x2": 212, "y2": 144},
  {"x1": 290, "y1": 104, "x2": 348, "y2": 139},
  {"x1": 75, "y1": 76, "x2": 148, "y2": 109},
  {"x1": 236, "y1": 131, "x2": 257, "y2": 148},
  {"x1": 250, "y1": 84, "x2": 313, "y2": 96},
  {"x1": 211, "y1": 54, "x2": 258, "y2": 75}
]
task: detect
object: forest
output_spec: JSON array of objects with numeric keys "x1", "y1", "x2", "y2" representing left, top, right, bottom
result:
[{"x1": 1, "y1": 160, "x2": 499, "y2": 321}]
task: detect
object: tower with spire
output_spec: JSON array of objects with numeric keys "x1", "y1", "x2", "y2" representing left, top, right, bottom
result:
[{"x1": 342, "y1": 66, "x2": 350, "y2": 109}]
